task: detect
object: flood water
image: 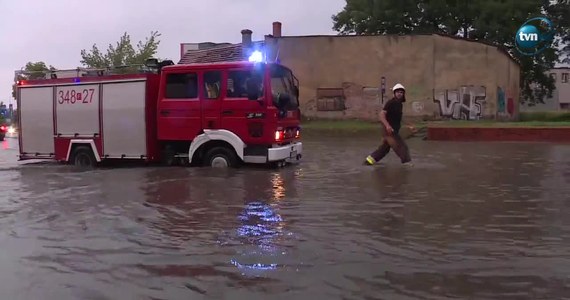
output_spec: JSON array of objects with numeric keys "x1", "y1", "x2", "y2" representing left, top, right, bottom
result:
[{"x1": 0, "y1": 133, "x2": 569, "y2": 299}]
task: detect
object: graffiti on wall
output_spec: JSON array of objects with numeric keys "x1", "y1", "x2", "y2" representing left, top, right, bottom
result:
[
  {"x1": 434, "y1": 86, "x2": 486, "y2": 120},
  {"x1": 507, "y1": 97, "x2": 514, "y2": 115},
  {"x1": 497, "y1": 87, "x2": 506, "y2": 113},
  {"x1": 497, "y1": 86, "x2": 514, "y2": 117},
  {"x1": 412, "y1": 101, "x2": 424, "y2": 113}
]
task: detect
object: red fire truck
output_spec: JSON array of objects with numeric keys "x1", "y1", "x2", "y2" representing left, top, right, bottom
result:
[{"x1": 14, "y1": 57, "x2": 303, "y2": 168}]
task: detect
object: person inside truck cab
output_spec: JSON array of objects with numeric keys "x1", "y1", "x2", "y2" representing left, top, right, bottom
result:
[
  {"x1": 204, "y1": 72, "x2": 221, "y2": 99},
  {"x1": 227, "y1": 71, "x2": 262, "y2": 98},
  {"x1": 245, "y1": 74, "x2": 263, "y2": 99}
]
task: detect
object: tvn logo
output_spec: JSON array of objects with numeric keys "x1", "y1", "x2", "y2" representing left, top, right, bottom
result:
[
  {"x1": 515, "y1": 17, "x2": 555, "y2": 56},
  {"x1": 518, "y1": 31, "x2": 539, "y2": 42}
]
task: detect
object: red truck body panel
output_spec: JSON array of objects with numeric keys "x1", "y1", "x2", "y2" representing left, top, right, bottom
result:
[{"x1": 17, "y1": 73, "x2": 162, "y2": 162}]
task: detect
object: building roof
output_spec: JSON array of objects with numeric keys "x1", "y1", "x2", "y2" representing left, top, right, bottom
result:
[{"x1": 178, "y1": 41, "x2": 264, "y2": 64}]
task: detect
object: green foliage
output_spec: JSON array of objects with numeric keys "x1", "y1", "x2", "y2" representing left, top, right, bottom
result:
[
  {"x1": 519, "y1": 111, "x2": 570, "y2": 122},
  {"x1": 80, "y1": 31, "x2": 161, "y2": 72},
  {"x1": 331, "y1": 0, "x2": 570, "y2": 105},
  {"x1": 19, "y1": 61, "x2": 57, "y2": 79},
  {"x1": 544, "y1": 0, "x2": 570, "y2": 64},
  {"x1": 12, "y1": 61, "x2": 57, "y2": 98},
  {"x1": 12, "y1": 31, "x2": 163, "y2": 99}
]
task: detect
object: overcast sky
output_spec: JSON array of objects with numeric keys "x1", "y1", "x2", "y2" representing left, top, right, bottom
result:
[{"x1": 0, "y1": 0, "x2": 346, "y2": 103}]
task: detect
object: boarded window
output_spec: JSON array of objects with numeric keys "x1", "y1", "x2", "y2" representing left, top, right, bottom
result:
[
  {"x1": 316, "y1": 88, "x2": 345, "y2": 111},
  {"x1": 562, "y1": 73, "x2": 569, "y2": 83}
]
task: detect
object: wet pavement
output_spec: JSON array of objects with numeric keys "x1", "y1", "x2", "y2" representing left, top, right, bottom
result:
[{"x1": 0, "y1": 133, "x2": 569, "y2": 299}]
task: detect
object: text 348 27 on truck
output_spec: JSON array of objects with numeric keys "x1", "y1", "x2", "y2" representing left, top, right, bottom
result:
[{"x1": 14, "y1": 57, "x2": 302, "y2": 168}]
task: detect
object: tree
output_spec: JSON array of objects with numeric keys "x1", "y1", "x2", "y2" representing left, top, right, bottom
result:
[
  {"x1": 331, "y1": 0, "x2": 569, "y2": 106},
  {"x1": 544, "y1": 0, "x2": 570, "y2": 64},
  {"x1": 12, "y1": 61, "x2": 57, "y2": 99},
  {"x1": 79, "y1": 31, "x2": 161, "y2": 71}
]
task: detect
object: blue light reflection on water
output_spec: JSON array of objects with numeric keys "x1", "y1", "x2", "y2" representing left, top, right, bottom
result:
[{"x1": 230, "y1": 201, "x2": 285, "y2": 274}]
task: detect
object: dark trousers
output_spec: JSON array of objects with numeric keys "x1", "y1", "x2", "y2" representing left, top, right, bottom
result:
[{"x1": 369, "y1": 125, "x2": 411, "y2": 163}]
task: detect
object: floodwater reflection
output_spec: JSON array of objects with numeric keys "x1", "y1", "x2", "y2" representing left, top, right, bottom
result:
[{"x1": 0, "y1": 137, "x2": 569, "y2": 299}]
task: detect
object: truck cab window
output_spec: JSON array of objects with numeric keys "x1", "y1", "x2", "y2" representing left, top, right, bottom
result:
[
  {"x1": 204, "y1": 71, "x2": 221, "y2": 99},
  {"x1": 226, "y1": 70, "x2": 263, "y2": 99},
  {"x1": 165, "y1": 73, "x2": 198, "y2": 99},
  {"x1": 269, "y1": 64, "x2": 298, "y2": 110}
]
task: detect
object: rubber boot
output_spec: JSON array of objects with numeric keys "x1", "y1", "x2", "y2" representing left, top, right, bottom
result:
[{"x1": 363, "y1": 155, "x2": 376, "y2": 165}]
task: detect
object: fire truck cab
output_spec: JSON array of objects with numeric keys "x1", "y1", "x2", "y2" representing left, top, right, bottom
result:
[{"x1": 15, "y1": 57, "x2": 303, "y2": 168}]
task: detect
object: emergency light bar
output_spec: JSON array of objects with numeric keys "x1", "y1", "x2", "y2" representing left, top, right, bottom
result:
[{"x1": 248, "y1": 51, "x2": 264, "y2": 63}]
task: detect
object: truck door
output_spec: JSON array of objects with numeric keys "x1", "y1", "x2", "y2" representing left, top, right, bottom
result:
[
  {"x1": 220, "y1": 67, "x2": 266, "y2": 145},
  {"x1": 157, "y1": 70, "x2": 202, "y2": 141},
  {"x1": 200, "y1": 70, "x2": 222, "y2": 129}
]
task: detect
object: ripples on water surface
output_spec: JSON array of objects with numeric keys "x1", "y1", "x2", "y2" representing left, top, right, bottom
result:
[{"x1": 0, "y1": 136, "x2": 569, "y2": 299}]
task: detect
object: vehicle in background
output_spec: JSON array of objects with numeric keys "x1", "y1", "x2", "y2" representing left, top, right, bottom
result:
[
  {"x1": 0, "y1": 124, "x2": 6, "y2": 141},
  {"x1": 14, "y1": 55, "x2": 302, "y2": 168}
]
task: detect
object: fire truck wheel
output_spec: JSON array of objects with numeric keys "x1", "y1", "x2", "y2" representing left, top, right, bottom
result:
[
  {"x1": 204, "y1": 146, "x2": 239, "y2": 168},
  {"x1": 71, "y1": 146, "x2": 97, "y2": 168}
]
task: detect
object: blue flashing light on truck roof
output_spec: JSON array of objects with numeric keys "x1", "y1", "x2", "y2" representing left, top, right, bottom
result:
[{"x1": 248, "y1": 51, "x2": 264, "y2": 63}]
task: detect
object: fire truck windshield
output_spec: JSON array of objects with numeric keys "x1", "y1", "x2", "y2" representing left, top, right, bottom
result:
[{"x1": 269, "y1": 64, "x2": 299, "y2": 110}]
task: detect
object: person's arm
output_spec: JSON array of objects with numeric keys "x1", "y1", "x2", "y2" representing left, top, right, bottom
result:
[
  {"x1": 380, "y1": 111, "x2": 392, "y2": 129},
  {"x1": 380, "y1": 101, "x2": 394, "y2": 134}
]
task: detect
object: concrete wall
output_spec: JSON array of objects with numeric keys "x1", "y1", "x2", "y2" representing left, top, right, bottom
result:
[{"x1": 264, "y1": 34, "x2": 520, "y2": 121}]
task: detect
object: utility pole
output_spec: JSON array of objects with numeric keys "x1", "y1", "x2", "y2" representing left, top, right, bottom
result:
[{"x1": 380, "y1": 76, "x2": 386, "y2": 104}]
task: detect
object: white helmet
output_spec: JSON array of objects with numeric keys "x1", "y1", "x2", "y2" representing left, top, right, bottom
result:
[{"x1": 392, "y1": 83, "x2": 405, "y2": 91}]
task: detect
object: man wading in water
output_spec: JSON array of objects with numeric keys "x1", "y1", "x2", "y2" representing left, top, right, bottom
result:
[{"x1": 364, "y1": 83, "x2": 415, "y2": 166}]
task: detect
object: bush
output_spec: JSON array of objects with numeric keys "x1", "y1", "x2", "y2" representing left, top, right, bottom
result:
[{"x1": 519, "y1": 112, "x2": 570, "y2": 122}]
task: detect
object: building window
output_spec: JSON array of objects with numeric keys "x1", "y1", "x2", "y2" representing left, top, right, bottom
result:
[
  {"x1": 165, "y1": 72, "x2": 198, "y2": 99},
  {"x1": 562, "y1": 73, "x2": 569, "y2": 83},
  {"x1": 561, "y1": 103, "x2": 569, "y2": 110},
  {"x1": 316, "y1": 88, "x2": 346, "y2": 111},
  {"x1": 204, "y1": 71, "x2": 221, "y2": 99}
]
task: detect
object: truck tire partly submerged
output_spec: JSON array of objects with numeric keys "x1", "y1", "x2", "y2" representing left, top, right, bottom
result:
[
  {"x1": 71, "y1": 146, "x2": 97, "y2": 168},
  {"x1": 204, "y1": 146, "x2": 239, "y2": 168}
]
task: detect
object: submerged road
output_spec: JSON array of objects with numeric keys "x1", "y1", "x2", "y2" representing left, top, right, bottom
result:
[{"x1": 0, "y1": 134, "x2": 569, "y2": 299}]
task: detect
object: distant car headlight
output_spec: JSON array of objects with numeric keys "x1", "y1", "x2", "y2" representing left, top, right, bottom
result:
[{"x1": 8, "y1": 127, "x2": 15, "y2": 134}]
